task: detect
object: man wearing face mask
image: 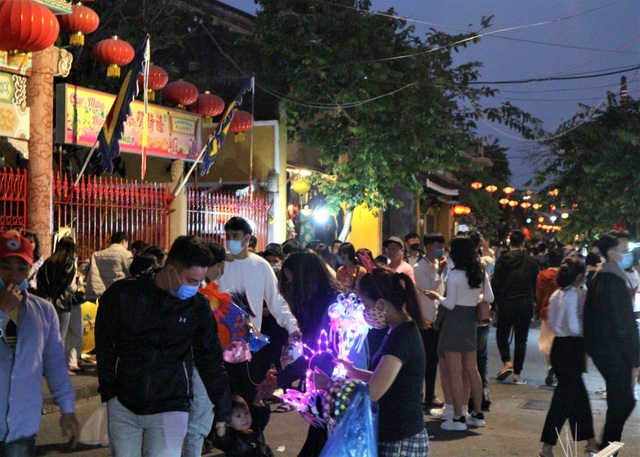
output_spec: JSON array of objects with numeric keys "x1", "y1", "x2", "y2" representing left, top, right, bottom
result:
[
  {"x1": 404, "y1": 232, "x2": 424, "y2": 267},
  {"x1": 95, "y1": 236, "x2": 231, "y2": 457},
  {"x1": 217, "y1": 217, "x2": 300, "y2": 405},
  {"x1": 413, "y1": 233, "x2": 447, "y2": 411},
  {"x1": 0, "y1": 231, "x2": 79, "y2": 456}
]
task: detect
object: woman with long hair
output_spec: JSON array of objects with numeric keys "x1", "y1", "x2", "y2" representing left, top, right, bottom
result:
[
  {"x1": 342, "y1": 269, "x2": 429, "y2": 456},
  {"x1": 425, "y1": 236, "x2": 494, "y2": 431},
  {"x1": 36, "y1": 236, "x2": 80, "y2": 373},
  {"x1": 538, "y1": 256, "x2": 598, "y2": 457},
  {"x1": 277, "y1": 249, "x2": 367, "y2": 456},
  {"x1": 335, "y1": 242, "x2": 366, "y2": 291}
]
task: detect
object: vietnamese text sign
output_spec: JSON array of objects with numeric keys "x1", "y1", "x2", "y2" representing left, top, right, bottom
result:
[{"x1": 55, "y1": 84, "x2": 202, "y2": 161}]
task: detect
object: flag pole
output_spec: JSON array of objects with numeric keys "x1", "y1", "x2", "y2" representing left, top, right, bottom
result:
[
  {"x1": 170, "y1": 140, "x2": 210, "y2": 198},
  {"x1": 73, "y1": 137, "x2": 100, "y2": 188}
]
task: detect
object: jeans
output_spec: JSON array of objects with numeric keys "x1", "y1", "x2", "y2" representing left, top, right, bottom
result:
[
  {"x1": 56, "y1": 306, "x2": 83, "y2": 368},
  {"x1": 540, "y1": 337, "x2": 594, "y2": 445},
  {"x1": 0, "y1": 436, "x2": 36, "y2": 457},
  {"x1": 496, "y1": 305, "x2": 533, "y2": 375},
  {"x1": 107, "y1": 397, "x2": 188, "y2": 457},
  {"x1": 477, "y1": 325, "x2": 490, "y2": 389},
  {"x1": 183, "y1": 368, "x2": 214, "y2": 457},
  {"x1": 419, "y1": 327, "x2": 439, "y2": 402},
  {"x1": 591, "y1": 351, "x2": 636, "y2": 445}
]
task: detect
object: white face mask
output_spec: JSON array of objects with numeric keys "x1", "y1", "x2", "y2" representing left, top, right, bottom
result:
[
  {"x1": 363, "y1": 306, "x2": 387, "y2": 329},
  {"x1": 226, "y1": 238, "x2": 246, "y2": 256}
]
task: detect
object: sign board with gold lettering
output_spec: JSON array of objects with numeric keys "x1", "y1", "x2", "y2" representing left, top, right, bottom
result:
[{"x1": 55, "y1": 84, "x2": 202, "y2": 161}]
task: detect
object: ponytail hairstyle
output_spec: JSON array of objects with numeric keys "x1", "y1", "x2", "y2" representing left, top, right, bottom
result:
[
  {"x1": 358, "y1": 268, "x2": 427, "y2": 328},
  {"x1": 449, "y1": 236, "x2": 484, "y2": 289},
  {"x1": 338, "y1": 242, "x2": 360, "y2": 266},
  {"x1": 556, "y1": 255, "x2": 586, "y2": 289}
]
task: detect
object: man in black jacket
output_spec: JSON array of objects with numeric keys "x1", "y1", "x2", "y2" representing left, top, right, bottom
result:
[
  {"x1": 95, "y1": 236, "x2": 231, "y2": 457},
  {"x1": 491, "y1": 230, "x2": 539, "y2": 384}
]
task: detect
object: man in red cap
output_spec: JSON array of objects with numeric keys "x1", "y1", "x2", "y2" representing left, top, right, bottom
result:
[{"x1": 0, "y1": 231, "x2": 79, "y2": 455}]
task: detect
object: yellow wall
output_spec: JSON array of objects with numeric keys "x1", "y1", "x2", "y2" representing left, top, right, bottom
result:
[{"x1": 347, "y1": 204, "x2": 382, "y2": 257}]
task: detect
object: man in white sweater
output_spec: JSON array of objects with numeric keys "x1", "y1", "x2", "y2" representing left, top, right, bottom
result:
[{"x1": 217, "y1": 217, "x2": 300, "y2": 403}]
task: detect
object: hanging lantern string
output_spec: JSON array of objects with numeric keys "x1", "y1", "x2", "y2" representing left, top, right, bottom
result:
[{"x1": 249, "y1": 78, "x2": 255, "y2": 199}]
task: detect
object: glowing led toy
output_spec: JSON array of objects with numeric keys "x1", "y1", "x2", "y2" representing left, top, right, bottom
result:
[{"x1": 327, "y1": 293, "x2": 369, "y2": 372}]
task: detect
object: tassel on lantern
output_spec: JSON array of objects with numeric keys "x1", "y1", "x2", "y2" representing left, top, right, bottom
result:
[
  {"x1": 107, "y1": 63, "x2": 120, "y2": 78},
  {"x1": 70, "y1": 31, "x2": 85, "y2": 46},
  {"x1": 234, "y1": 132, "x2": 246, "y2": 142},
  {"x1": 147, "y1": 89, "x2": 156, "y2": 102}
]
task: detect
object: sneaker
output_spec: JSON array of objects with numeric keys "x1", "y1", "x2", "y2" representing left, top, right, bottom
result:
[
  {"x1": 601, "y1": 391, "x2": 607, "y2": 400},
  {"x1": 634, "y1": 388, "x2": 639, "y2": 401},
  {"x1": 545, "y1": 367, "x2": 555, "y2": 386},
  {"x1": 467, "y1": 412, "x2": 485, "y2": 427},
  {"x1": 441, "y1": 416, "x2": 467, "y2": 431}
]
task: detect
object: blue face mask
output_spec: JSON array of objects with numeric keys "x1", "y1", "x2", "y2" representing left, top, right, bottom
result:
[
  {"x1": 0, "y1": 277, "x2": 28, "y2": 292},
  {"x1": 170, "y1": 270, "x2": 199, "y2": 300},
  {"x1": 433, "y1": 249, "x2": 444, "y2": 260},
  {"x1": 617, "y1": 252, "x2": 634, "y2": 270},
  {"x1": 336, "y1": 255, "x2": 346, "y2": 266},
  {"x1": 226, "y1": 239, "x2": 245, "y2": 256}
]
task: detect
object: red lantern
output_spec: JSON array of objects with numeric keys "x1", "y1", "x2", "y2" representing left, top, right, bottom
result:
[
  {"x1": 192, "y1": 91, "x2": 225, "y2": 120},
  {"x1": 137, "y1": 64, "x2": 168, "y2": 101},
  {"x1": 452, "y1": 204, "x2": 471, "y2": 216},
  {"x1": 162, "y1": 80, "x2": 199, "y2": 109},
  {"x1": 93, "y1": 36, "x2": 135, "y2": 78},
  {"x1": 0, "y1": 0, "x2": 60, "y2": 54},
  {"x1": 58, "y1": 3, "x2": 99, "y2": 46},
  {"x1": 229, "y1": 110, "x2": 253, "y2": 133}
]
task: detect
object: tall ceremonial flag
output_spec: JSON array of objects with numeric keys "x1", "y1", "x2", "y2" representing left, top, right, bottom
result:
[
  {"x1": 200, "y1": 77, "x2": 254, "y2": 175},
  {"x1": 97, "y1": 36, "x2": 150, "y2": 174}
]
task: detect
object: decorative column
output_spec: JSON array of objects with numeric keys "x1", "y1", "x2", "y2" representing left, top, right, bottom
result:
[
  {"x1": 26, "y1": 47, "x2": 56, "y2": 257},
  {"x1": 169, "y1": 159, "x2": 188, "y2": 243}
]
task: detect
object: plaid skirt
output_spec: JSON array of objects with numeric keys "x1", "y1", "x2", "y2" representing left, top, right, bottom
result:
[{"x1": 379, "y1": 428, "x2": 429, "y2": 457}]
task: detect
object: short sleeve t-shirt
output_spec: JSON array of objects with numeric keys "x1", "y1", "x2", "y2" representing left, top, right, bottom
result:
[{"x1": 370, "y1": 321, "x2": 426, "y2": 442}]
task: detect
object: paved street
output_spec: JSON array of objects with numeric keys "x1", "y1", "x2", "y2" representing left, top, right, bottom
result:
[{"x1": 36, "y1": 325, "x2": 640, "y2": 456}]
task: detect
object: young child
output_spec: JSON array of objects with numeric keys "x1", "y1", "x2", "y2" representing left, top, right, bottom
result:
[{"x1": 213, "y1": 371, "x2": 276, "y2": 457}]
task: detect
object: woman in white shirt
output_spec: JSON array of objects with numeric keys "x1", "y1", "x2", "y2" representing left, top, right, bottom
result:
[
  {"x1": 538, "y1": 256, "x2": 598, "y2": 457},
  {"x1": 426, "y1": 236, "x2": 494, "y2": 432}
]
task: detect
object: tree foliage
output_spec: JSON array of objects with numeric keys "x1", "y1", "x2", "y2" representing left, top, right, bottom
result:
[
  {"x1": 534, "y1": 94, "x2": 640, "y2": 237},
  {"x1": 253, "y1": 0, "x2": 542, "y2": 215}
]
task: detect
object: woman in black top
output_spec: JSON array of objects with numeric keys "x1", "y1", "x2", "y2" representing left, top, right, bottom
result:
[{"x1": 343, "y1": 269, "x2": 428, "y2": 457}]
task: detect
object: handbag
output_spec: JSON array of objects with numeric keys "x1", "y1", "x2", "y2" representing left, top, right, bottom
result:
[{"x1": 476, "y1": 280, "x2": 491, "y2": 325}]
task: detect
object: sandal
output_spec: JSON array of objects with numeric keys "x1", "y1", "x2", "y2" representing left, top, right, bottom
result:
[{"x1": 496, "y1": 367, "x2": 513, "y2": 381}]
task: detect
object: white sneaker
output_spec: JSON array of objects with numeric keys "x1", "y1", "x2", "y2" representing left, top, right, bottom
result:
[
  {"x1": 467, "y1": 412, "x2": 485, "y2": 427},
  {"x1": 441, "y1": 416, "x2": 467, "y2": 431},
  {"x1": 430, "y1": 405, "x2": 453, "y2": 421},
  {"x1": 634, "y1": 388, "x2": 639, "y2": 401}
]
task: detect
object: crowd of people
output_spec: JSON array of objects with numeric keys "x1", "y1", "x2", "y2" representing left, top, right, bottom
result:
[{"x1": 1, "y1": 223, "x2": 639, "y2": 457}]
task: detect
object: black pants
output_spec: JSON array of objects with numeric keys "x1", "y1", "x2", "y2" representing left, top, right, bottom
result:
[
  {"x1": 496, "y1": 304, "x2": 533, "y2": 375},
  {"x1": 419, "y1": 327, "x2": 439, "y2": 402},
  {"x1": 225, "y1": 350, "x2": 269, "y2": 404},
  {"x1": 0, "y1": 436, "x2": 36, "y2": 457},
  {"x1": 540, "y1": 337, "x2": 594, "y2": 445},
  {"x1": 591, "y1": 350, "x2": 636, "y2": 445}
]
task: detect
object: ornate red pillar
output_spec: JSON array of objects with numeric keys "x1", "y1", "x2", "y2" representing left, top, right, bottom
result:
[{"x1": 26, "y1": 47, "x2": 56, "y2": 257}]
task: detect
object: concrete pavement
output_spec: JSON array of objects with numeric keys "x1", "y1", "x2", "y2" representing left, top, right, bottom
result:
[{"x1": 39, "y1": 325, "x2": 640, "y2": 456}]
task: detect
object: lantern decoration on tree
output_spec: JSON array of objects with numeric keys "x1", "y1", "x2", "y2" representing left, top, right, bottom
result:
[
  {"x1": 229, "y1": 109, "x2": 253, "y2": 142},
  {"x1": 499, "y1": 198, "x2": 509, "y2": 208},
  {"x1": 162, "y1": 80, "x2": 199, "y2": 109},
  {"x1": 57, "y1": 2, "x2": 99, "y2": 46},
  {"x1": 191, "y1": 91, "x2": 225, "y2": 122},
  {"x1": 470, "y1": 181, "x2": 483, "y2": 190},
  {"x1": 0, "y1": 0, "x2": 60, "y2": 56},
  {"x1": 485, "y1": 184, "x2": 497, "y2": 194},
  {"x1": 502, "y1": 186, "x2": 514, "y2": 196},
  {"x1": 137, "y1": 64, "x2": 168, "y2": 101},
  {"x1": 93, "y1": 36, "x2": 135, "y2": 78},
  {"x1": 520, "y1": 202, "x2": 531, "y2": 210},
  {"x1": 291, "y1": 179, "x2": 311, "y2": 195},
  {"x1": 508, "y1": 200, "x2": 519, "y2": 210}
]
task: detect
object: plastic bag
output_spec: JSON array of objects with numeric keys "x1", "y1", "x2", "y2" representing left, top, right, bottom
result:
[
  {"x1": 318, "y1": 382, "x2": 378, "y2": 457},
  {"x1": 78, "y1": 402, "x2": 109, "y2": 446}
]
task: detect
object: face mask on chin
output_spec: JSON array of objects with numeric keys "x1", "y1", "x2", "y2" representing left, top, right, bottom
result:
[{"x1": 0, "y1": 277, "x2": 29, "y2": 292}]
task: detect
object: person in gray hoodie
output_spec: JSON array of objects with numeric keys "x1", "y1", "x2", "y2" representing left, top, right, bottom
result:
[{"x1": 491, "y1": 230, "x2": 539, "y2": 384}]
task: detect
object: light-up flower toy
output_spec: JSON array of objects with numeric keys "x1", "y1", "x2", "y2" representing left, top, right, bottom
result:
[{"x1": 281, "y1": 293, "x2": 371, "y2": 427}]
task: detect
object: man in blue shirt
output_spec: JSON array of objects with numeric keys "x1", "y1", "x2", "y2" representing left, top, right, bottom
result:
[{"x1": 0, "y1": 231, "x2": 79, "y2": 456}]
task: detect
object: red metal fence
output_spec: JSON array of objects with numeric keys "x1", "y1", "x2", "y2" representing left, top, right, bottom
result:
[
  {"x1": 0, "y1": 167, "x2": 27, "y2": 233},
  {"x1": 53, "y1": 173, "x2": 172, "y2": 262},
  {"x1": 187, "y1": 189, "x2": 270, "y2": 250}
]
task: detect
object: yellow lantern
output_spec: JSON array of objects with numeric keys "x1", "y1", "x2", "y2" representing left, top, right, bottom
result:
[
  {"x1": 485, "y1": 184, "x2": 497, "y2": 194},
  {"x1": 291, "y1": 179, "x2": 311, "y2": 195},
  {"x1": 470, "y1": 181, "x2": 483, "y2": 190},
  {"x1": 503, "y1": 186, "x2": 514, "y2": 195}
]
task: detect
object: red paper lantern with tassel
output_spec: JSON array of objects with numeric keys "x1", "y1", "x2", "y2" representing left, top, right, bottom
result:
[
  {"x1": 93, "y1": 36, "x2": 134, "y2": 78},
  {"x1": 0, "y1": 0, "x2": 60, "y2": 53},
  {"x1": 162, "y1": 80, "x2": 199, "y2": 109},
  {"x1": 58, "y1": 3, "x2": 99, "y2": 46},
  {"x1": 191, "y1": 91, "x2": 225, "y2": 120},
  {"x1": 137, "y1": 64, "x2": 168, "y2": 101},
  {"x1": 229, "y1": 110, "x2": 253, "y2": 133}
]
